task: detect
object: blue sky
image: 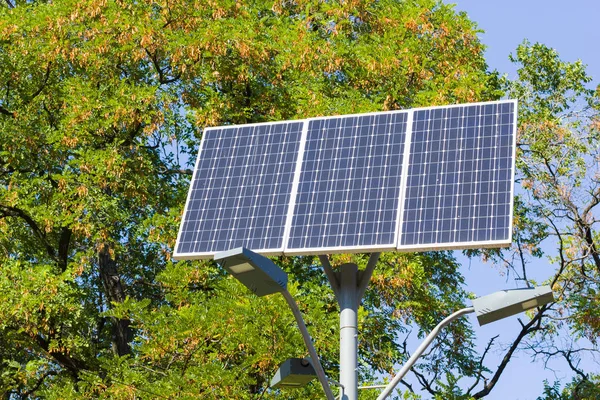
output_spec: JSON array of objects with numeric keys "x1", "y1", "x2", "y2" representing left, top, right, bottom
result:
[
  {"x1": 451, "y1": 0, "x2": 600, "y2": 81},
  {"x1": 442, "y1": 1, "x2": 600, "y2": 399}
]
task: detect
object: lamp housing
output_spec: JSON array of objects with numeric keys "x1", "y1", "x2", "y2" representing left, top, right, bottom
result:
[
  {"x1": 214, "y1": 247, "x2": 288, "y2": 297},
  {"x1": 270, "y1": 358, "x2": 317, "y2": 389},
  {"x1": 472, "y1": 285, "x2": 554, "y2": 326}
]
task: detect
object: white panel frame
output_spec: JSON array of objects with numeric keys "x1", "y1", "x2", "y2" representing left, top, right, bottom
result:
[
  {"x1": 395, "y1": 109, "x2": 414, "y2": 248},
  {"x1": 173, "y1": 127, "x2": 208, "y2": 260},
  {"x1": 507, "y1": 99, "x2": 518, "y2": 246},
  {"x1": 397, "y1": 239, "x2": 513, "y2": 253},
  {"x1": 282, "y1": 119, "x2": 310, "y2": 250}
]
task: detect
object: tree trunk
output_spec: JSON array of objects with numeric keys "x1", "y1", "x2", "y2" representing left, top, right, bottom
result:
[{"x1": 98, "y1": 244, "x2": 132, "y2": 356}]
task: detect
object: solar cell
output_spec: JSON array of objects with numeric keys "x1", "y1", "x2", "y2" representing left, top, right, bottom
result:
[
  {"x1": 174, "y1": 121, "x2": 304, "y2": 259},
  {"x1": 286, "y1": 112, "x2": 409, "y2": 254},
  {"x1": 398, "y1": 101, "x2": 516, "y2": 250}
]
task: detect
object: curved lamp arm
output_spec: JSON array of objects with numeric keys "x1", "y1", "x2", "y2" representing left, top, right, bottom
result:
[
  {"x1": 376, "y1": 307, "x2": 475, "y2": 400},
  {"x1": 281, "y1": 290, "x2": 337, "y2": 400}
]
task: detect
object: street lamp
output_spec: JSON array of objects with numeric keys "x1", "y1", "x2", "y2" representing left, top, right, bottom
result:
[
  {"x1": 216, "y1": 247, "x2": 554, "y2": 400},
  {"x1": 472, "y1": 286, "x2": 554, "y2": 325},
  {"x1": 376, "y1": 286, "x2": 554, "y2": 400},
  {"x1": 270, "y1": 358, "x2": 317, "y2": 389},
  {"x1": 214, "y1": 247, "x2": 336, "y2": 400}
]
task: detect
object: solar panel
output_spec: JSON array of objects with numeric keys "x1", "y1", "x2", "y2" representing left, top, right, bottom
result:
[
  {"x1": 398, "y1": 101, "x2": 516, "y2": 250},
  {"x1": 174, "y1": 121, "x2": 305, "y2": 259},
  {"x1": 174, "y1": 100, "x2": 516, "y2": 259},
  {"x1": 286, "y1": 112, "x2": 409, "y2": 254}
]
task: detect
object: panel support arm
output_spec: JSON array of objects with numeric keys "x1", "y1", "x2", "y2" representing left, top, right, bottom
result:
[
  {"x1": 357, "y1": 252, "x2": 380, "y2": 301},
  {"x1": 319, "y1": 254, "x2": 341, "y2": 300}
]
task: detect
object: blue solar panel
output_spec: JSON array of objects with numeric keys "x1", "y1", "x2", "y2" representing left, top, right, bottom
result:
[
  {"x1": 286, "y1": 112, "x2": 409, "y2": 253},
  {"x1": 174, "y1": 100, "x2": 516, "y2": 259},
  {"x1": 399, "y1": 101, "x2": 516, "y2": 249},
  {"x1": 174, "y1": 121, "x2": 304, "y2": 259}
]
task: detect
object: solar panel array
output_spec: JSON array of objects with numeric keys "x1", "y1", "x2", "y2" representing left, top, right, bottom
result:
[{"x1": 174, "y1": 100, "x2": 516, "y2": 259}]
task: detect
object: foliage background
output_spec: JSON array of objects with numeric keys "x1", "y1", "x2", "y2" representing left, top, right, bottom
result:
[{"x1": 0, "y1": 0, "x2": 598, "y2": 399}]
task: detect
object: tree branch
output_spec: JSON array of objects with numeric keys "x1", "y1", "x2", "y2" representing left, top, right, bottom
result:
[
  {"x1": 57, "y1": 227, "x2": 72, "y2": 272},
  {"x1": 159, "y1": 168, "x2": 193, "y2": 176},
  {"x1": 21, "y1": 370, "x2": 58, "y2": 397},
  {"x1": 27, "y1": 62, "x2": 52, "y2": 103},
  {"x1": 411, "y1": 367, "x2": 438, "y2": 396},
  {"x1": 580, "y1": 222, "x2": 600, "y2": 273},
  {"x1": 143, "y1": 48, "x2": 180, "y2": 84},
  {"x1": 0, "y1": 105, "x2": 14, "y2": 117},
  {"x1": 467, "y1": 335, "x2": 498, "y2": 395},
  {"x1": 0, "y1": 204, "x2": 57, "y2": 261},
  {"x1": 472, "y1": 308, "x2": 547, "y2": 398},
  {"x1": 399, "y1": 379, "x2": 415, "y2": 394},
  {"x1": 30, "y1": 332, "x2": 88, "y2": 379}
]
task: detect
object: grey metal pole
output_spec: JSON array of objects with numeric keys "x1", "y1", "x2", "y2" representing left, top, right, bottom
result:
[
  {"x1": 339, "y1": 263, "x2": 359, "y2": 400},
  {"x1": 376, "y1": 307, "x2": 475, "y2": 400},
  {"x1": 281, "y1": 289, "x2": 336, "y2": 400}
]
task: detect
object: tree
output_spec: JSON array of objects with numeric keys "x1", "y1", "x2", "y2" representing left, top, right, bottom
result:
[
  {"x1": 537, "y1": 376, "x2": 600, "y2": 400},
  {"x1": 457, "y1": 41, "x2": 600, "y2": 399},
  {"x1": 1, "y1": 0, "x2": 558, "y2": 399}
]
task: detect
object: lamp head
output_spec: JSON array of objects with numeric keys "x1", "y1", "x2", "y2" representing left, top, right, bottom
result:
[
  {"x1": 270, "y1": 358, "x2": 317, "y2": 389},
  {"x1": 472, "y1": 286, "x2": 554, "y2": 326},
  {"x1": 214, "y1": 247, "x2": 288, "y2": 297}
]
